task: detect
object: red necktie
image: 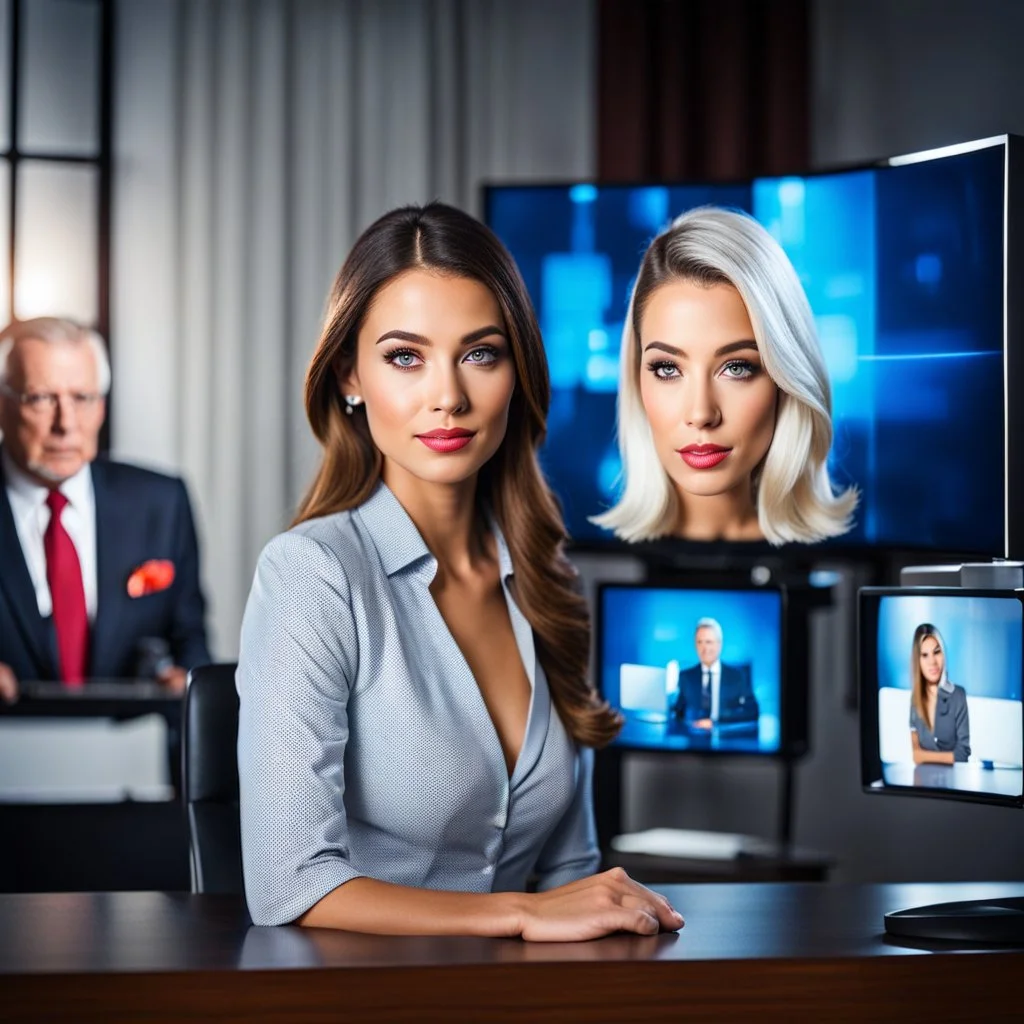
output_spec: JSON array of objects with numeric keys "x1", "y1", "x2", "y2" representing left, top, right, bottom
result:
[{"x1": 44, "y1": 490, "x2": 89, "y2": 686}]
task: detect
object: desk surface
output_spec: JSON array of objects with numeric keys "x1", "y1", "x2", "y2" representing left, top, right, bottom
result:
[
  {"x1": 3, "y1": 883, "x2": 1022, "y2": 1021},
  {"x1": 881, "y1": 761, "x2": 1023, "y2": 798}
]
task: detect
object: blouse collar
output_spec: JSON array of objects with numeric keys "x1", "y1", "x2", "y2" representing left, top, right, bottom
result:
[{"x1": 357, "y1": 480, "x2": 514, "y2": 583}]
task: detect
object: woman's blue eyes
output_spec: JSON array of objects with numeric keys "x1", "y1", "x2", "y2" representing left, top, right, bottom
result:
[
  {"x1": 464, "y1": 346, "x2": 499, "y2": 364},
  {"x1": 383, "y1": 346, "x2": 500, "y2": 369},
  {"x1": 646, "y1": 359, "x2": 758, "y2": 381},
  {"x1": 721, "y1": 359, "x2": 757, "y2": 379},
  {"x1": 648, "y1": 360, "x2": 680, "y2": 380}
]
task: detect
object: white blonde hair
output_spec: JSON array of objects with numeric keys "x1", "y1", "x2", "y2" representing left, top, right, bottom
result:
[
  {"x1": 592, "y1": 206, "x2": 857, "y2": 546},
  {"x1": 0, "y1": 317, "x2": 111, "y2": 394},
  {"x1": 695, "y1": 617, "x2": 723, "y2": 643}
]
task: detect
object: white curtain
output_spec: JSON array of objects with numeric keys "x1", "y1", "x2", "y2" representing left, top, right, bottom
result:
[{"x1": 112, "y1": 0, "x2": 596, "y2": 658}]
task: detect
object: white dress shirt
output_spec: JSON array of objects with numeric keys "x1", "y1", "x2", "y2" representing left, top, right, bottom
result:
[{"x1": 2, "y1": 450, "x2": 98, "y2": 621}]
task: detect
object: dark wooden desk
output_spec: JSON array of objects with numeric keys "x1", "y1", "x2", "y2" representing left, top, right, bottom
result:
[{"x1": 3, "y1": 883, "x2": 1022, "y2": 1021}]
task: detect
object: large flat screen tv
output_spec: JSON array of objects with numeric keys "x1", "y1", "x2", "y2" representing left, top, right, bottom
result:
[{"x1": 485, "y1": 135, "x2": 1024, "y2": 557}]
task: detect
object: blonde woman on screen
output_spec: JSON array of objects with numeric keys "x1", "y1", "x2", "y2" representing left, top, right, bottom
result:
[
  {"x1": 909, "y1": 623, "x2": 971, "y2": 764},
  {"x1": 236, "y1": 202, "x2": 681, "y2": 940},
  {"x1": 592, "y1": 206, "x2": 856, "y2": 545}
]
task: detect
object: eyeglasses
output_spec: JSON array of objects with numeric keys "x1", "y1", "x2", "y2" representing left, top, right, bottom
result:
[{"x1": 0, "y1": 383, "x2": 104, "y2": 416}]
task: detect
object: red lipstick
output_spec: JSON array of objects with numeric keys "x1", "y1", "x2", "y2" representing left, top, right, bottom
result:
[
  {"x1": 678, "y1": 444, "x2": 731, "y2": 470},
  {"x1": 417, "y1": 428, "x2": 475, "y2": 453}
]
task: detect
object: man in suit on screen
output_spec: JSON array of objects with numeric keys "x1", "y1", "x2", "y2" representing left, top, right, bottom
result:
[
  {"x1": 671, "y1": 617, "x2": 759, "y2": 730},
  {"x1": 0, "y1": 317, "x2": 210, "y2": 702}
]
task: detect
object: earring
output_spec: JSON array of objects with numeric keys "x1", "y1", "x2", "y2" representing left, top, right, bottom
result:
[{"x1": 344, "y1": 395, "x2": 363, "y2": 416}]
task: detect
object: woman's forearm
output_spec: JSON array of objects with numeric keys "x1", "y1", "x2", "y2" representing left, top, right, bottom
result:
[
  {"x1": 912, "y1": 747, "x2": 954, "y2": 765},
  {"x1": 295, "y1": 868, "x2": 684, "y2": 942},
  {"x1": 911, "y1": 730, "x2": 954, "y2": 765},
  {"x1": 298, "y1": 876, "x2": 527, "y2": 937}
]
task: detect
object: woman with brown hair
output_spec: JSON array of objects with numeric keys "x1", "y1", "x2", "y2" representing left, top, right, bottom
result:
[
  {"x1": 908, "y1": 623, "x2": 971, "y2": 765},
  {"x1": 237, "y1": 202, "x2": 682, "y2": 940}
]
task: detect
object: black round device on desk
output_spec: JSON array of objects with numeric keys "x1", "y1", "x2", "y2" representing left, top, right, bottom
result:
[{"x1": 884, "y1": 896, "x2": 1024, "y2": 944}]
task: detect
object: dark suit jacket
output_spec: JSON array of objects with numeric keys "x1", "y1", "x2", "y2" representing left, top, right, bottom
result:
[
  {"x1": 671, "y1": 662, "x2": 759, "y2": 725},
  {"x1": 0, "y1": 454, "x2": 210, "y2": 681}
]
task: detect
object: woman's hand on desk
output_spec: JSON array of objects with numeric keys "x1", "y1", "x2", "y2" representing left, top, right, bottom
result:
[
  {"x1": 0, "y1": 662, "x2": 18, "y2": 704},
  {"x1": 517, "y1": 867, "x2": 684, "y2": 942},
  {"x1": 297, "y1": 869, "x2": 682, "y2": 941}
]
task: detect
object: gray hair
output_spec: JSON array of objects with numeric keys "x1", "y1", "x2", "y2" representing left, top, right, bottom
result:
[
  {"x1": 695, "y1": 617, "x2": 723, "y2": 643},
  {"x1": 0, "y1": 317, "x2": 111, "y2": 395},
  {"x1": 591, "y1": 205, "x2": 857, "y2": 546}
]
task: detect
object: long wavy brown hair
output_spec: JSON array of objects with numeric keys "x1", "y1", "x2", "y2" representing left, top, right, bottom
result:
[
  {"x1": 910, "y1": 622, "x2": 948, "y2": 732},
  {"x1": 295, "y1": 202, "x2": 621, "y2": 748}
]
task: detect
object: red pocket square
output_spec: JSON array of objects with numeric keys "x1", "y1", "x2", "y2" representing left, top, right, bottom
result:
[{"x1": 127, "y1": 560, "x2": 175, "y2": 598}]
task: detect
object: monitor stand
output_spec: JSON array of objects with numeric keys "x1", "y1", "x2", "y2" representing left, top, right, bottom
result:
[
  {"x1": 592, "y1": 749, "x2": 801, "y2": 855},
  {"x1": 885, "y1": 896, "x2": 1024, "y2": 943}
]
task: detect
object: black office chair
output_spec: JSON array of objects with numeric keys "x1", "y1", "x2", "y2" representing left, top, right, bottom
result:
[{"x1": 182, "y1": 662, "x2": 243, "y2": 895}]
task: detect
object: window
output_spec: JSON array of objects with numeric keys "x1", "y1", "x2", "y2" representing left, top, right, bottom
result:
[{"x1": 0, "y1": 0, "x2": 111, "y2": 335}]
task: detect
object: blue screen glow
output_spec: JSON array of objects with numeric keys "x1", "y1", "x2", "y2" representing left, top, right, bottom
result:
[
  {"x1": 599, "y1": 585, "x2": 783, "y2": 754},
  {"x1": 486, "y1": 145, "x2": 1005, "y2": 553},
  {"x1": 872, "y1": 593, "x2": 1023, "y2": 798}
]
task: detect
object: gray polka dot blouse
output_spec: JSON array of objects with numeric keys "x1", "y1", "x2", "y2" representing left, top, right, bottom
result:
[{"x1": 237, "y1": 482, "x2": 599, "y2": 926}]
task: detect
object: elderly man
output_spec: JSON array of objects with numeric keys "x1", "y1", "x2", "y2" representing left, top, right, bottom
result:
[
  {"x1": 671, "y1": 617, "x2": 759, "y2": 729},
  {"x1": 0, "y1": 317, "x2": 209, "y2": 701}
]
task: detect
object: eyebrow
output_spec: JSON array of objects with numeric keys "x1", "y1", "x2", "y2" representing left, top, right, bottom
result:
[
  {"x1": 375, "y1": 326, "x2": 506, "y2": 346},
  {"x1": 643, "y1": 339, "x2": 759, "y2": 358}
]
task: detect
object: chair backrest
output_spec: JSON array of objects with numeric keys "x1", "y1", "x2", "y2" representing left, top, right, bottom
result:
[
  {"x1": 182, "y1": 662, "x2": 242, "y2": 895},
  {"x1": 963, "y1": 694, "x2": 1023, "y2": 766},
  {"x1": 878, "y1": 686, "x2": 911, "y2": 764},
  {"x1": 619, "y1": 663, "x2": 670, "y2": 714}
]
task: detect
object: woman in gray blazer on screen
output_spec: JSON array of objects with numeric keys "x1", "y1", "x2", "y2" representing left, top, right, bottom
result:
[
  {"x1": 909, "y1": 623, "x2": 971, "y2": 764},
  {"x1": 237, "y1": 202, "x2": 683, "y2": 941}
]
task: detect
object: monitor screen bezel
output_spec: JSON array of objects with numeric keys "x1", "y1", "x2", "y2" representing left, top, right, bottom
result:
[
  {"x1": 858, "y1": 585, "x2": 1024, "y2": 809},
  {"x1": 595, "y1": 578, "x2": 794, "y2": 759},
  {"x1": 483, "y1": 134, "x2": 1021, "y2": 561}
]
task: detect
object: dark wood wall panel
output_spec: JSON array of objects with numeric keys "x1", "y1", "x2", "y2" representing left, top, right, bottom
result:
[{"x1": 598, "y1": 0, "x2": 810, "y2": 181}]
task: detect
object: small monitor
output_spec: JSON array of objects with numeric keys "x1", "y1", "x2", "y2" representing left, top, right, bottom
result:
[
  {"x1": 597, "y1": 582, "x2": 791, "y2": 756},
  {"x1": 859, "y1": 585, "x2": 1024, "y2": 942},
  {"x1": 859, "y1": 587, "x2": 1024, "y2": 808}
]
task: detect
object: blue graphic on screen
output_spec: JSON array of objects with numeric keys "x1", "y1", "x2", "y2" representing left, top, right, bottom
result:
[
  {"x1": 486, "y1": 144, "x2": 1005, "y2": 553},
  {"x1": 600, "y1": 586, "x2": 782, "y2": 754},
  {"x1": 873, "y1": 594, "x2": 1023, "y2": 798}
]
